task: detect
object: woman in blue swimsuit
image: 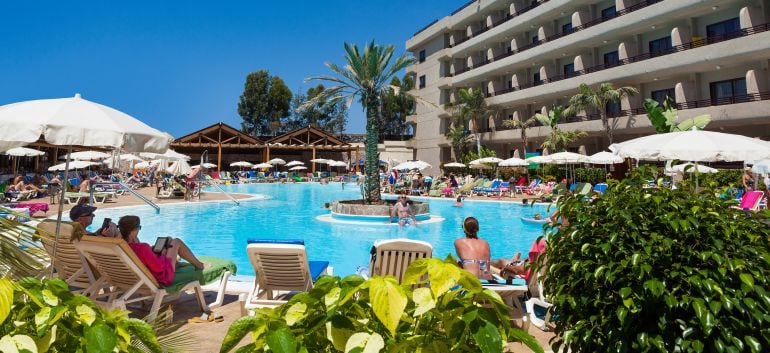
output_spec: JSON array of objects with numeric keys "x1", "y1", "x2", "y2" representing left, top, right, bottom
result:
[{"x1": 454, "y1": 217, "x2": 493, "y2": 280}]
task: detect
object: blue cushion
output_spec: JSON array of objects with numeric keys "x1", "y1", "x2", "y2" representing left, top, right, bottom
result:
[
  {"x1": 309, "y1": 261, "x2": 329, "y2": 281},
  {"x1": 247, "y1": 239, "x2": 304, "y2": 245}
]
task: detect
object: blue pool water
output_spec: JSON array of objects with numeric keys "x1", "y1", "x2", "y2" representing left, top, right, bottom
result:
[{"x1": 89, "y1": 183, "x2": 552, "y2": 277}]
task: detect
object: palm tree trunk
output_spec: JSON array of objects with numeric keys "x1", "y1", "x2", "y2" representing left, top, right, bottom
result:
[
  {"x1": 602, "y1": 112, "x2": 613, "y2": 145},
  {"x1": 364, "y1": 94, "x2": 381, "y2": 204}
]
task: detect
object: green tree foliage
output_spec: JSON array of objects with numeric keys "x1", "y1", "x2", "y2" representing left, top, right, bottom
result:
[
  {"x1": 0, "y1": 277, "x2": 162, "y2": 352},
  {"x1": 445, "y1": 124, "x2": 470, "y2": 162},
  {"x1": 462, "y1": 146, "x2": 496, "y2": 165},
  {"x1": 0, "y1": 209, "x2": 48, "y2": 280},
  {"x1": 535, "y1": 106, "x2": 587, "y2": 152},
  {"x1": 455, "y1": 88, "x2": 494, "y2": 155},
  {"x1": 292, "y1": 84, "x2": 349, "y2": 134},
  {"x1": 238, "y1": 70, "x2": 293, "y2": 136},
  {"x1": 544, "y1": 173, "x2": 770, "y2": 352},
  {"x1": 221, "y1": 257, "x2": 542, "y2": 353},
  {"x1": 379, "y1": 75, "x2": 415, "y2": 139},
  {"x1": 305, "y1": 41, "x2": 414, "y2": 204},
  {"x1": 643, "y1": 97, "x2": 711, "y2": 133},
  {"x1": 502, "y1": 115, "x2": 537, "y2": 158},
  {"x1": 565, "y1": 82, "x2": 638, "y2": 144}
]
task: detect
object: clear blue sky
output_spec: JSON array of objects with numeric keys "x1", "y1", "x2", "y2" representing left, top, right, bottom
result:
[{"x1": 0, "y1": 1, "x2": 462, "y2": 137}]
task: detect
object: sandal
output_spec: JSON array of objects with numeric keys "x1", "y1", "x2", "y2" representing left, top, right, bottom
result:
[{"x1": 187, "y1": 314, "x2": 210, "y2": 324}]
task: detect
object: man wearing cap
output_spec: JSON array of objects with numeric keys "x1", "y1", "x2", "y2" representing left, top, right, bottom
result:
[{"x1": 69, "y1": 204, "x2": 119, "y2": 237}]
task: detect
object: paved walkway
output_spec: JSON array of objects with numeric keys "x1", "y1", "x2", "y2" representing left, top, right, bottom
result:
[{"x1": 23, "y1": 184, "x2": 554, "y2": 352}]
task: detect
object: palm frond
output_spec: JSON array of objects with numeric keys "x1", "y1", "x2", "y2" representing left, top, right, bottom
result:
[{"x1": 0, "y1": 208, "x2": 50, "y2": 280}]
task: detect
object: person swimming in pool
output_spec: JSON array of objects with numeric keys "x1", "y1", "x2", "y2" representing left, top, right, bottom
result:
[{"x1": 454, "y1": 217, "x2": 493, "y2": 280}]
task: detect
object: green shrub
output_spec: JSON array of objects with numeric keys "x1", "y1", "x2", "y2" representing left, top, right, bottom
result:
[
  {"x1": 544, "y1": 177, "x2": 770, "y2": 352},
  {"x1": 0, "y1": 277, "x2": 162, "y2": 352},
  {"x1": 573, "y1": 168, "x2": 606, "y2": 184},
  {"x1": 221, "y1": 257, "x2": 542, "y2": 353},
  {"x1": 700, "y1": 169, "x2": 743, "y2": 188}
]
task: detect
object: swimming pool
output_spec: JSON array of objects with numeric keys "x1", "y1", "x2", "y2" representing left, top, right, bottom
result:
[{"x1": 89, "y1": 183, "x2": 552, "y2": 277}]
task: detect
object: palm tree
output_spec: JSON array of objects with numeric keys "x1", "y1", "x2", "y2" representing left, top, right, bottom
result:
[
  {"x1": 502, "y1": 115, "x2": 537, "y2": 158},
  {"x1": 305, "y1": 42, "x2": 415, "y2": 204},
  {"x1": 456, "y1": 88, "x2": 494, "y2": 155},
  {"x1": 445, "y1": 124, "x2": 470, "y2": 162},
  {"x1": 565, "y1": 82, "x2": 639, "y2": 145},
  {"x1": 643, "y1": 97, "x2": 711, "y2": 133},
  {"x1": 535, "y1": 106, "x2": 587, "y2": 152}
]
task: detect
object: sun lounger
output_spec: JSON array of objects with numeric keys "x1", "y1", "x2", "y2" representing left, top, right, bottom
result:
[
  {"x1": 516, "y1": 179, "x2": 540, "y2": 194},
  {"x1": 368, "y1": 239, "x2": 432, "y2": 284},
  {"x1": 242, "y1": 239, "x2": 331, "y2": 311},
  {"x1": 734, "y1": 190, "x2": 765, "y2": 211},
  {"x1": 525, "y1": 256, "x2": 553, "y2": 331},
  {"x1": 37, "y1": 220, "x2": 100, "y2": 293},
  {"x1": 75, "y1": 236, "x2": 235, "y2": 320}
]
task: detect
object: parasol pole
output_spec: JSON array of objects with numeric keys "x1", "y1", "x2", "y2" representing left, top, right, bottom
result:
[{"x1": 51, "y1": 145, "x2": 72, "y2": 277}]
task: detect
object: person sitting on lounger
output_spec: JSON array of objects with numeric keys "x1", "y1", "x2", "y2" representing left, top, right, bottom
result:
[
  {"x1": 494, "y1": 237, "x2": 547, "y2": 283},
  {"x1": 454, "y1": 217, "x2": 494, "y2": 280},
  {"x1": 69, "y1": 204, "x2": 119, "y2": 237},
  {"x1": 118, "y1": 215, "x2": 208, "y2": 286}
]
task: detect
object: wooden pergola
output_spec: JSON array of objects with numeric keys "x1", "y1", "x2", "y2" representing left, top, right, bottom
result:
[{"x1": 171, "y1": 122, "x2": 359, "y2": 172}]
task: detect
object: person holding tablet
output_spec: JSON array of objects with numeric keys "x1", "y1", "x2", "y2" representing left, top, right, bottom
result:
[{"x1": 117, "y1": 215, "x2": 208, "y2": 286}]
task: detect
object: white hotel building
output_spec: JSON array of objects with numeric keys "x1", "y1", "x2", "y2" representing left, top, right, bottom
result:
[{"x1": 405, "y1": 0, "x2": 770, "y2": 168}]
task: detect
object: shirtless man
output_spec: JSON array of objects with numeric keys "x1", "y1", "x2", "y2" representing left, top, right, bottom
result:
[{"x1": 388, "y1": 196, "x2": 417, "y2": 228}]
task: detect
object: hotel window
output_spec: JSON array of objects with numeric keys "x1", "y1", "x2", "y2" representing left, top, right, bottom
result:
[
  {"x1": 649, "y1": 36, "x2": 672, "y2": 55},
  {"x1": 604, "y1": 51, "x2": 620, "y2": 67},
  {"x1": 562, "y1": 22, "x2": 573, "y2": 34},
  {"x1": 601, "y1": 6, "x2": 617, "y2": 20},
  {"x1": 605, "y1": 101, "x2": 621, "y2": 117},
  {"x1": 533, "y1": 72, "x2": 542, "y2": 86},
  {"x1": 531, "y1": 35, "x2": 539, "y2": 44},
  {"x1": 710, "y1": 78, "x2": 747, "y2": 103},
  {"x1": 651, "y1": 88, "x2": 676, "y2": 105},
  {"x1": 563, "y1": 63, "x2": 575, "y2": 78},
  {"x1": 707, "y1": 17, "x2": 741, "y2": 42},
  {"x1": 507, "y1": 80, "x2": 513, "y2": 89},
  {"x1": 419, "y1": 50, "x2": 426, "y2": 63},
  {"x1": 419, "y1": 75, "x2": 426, "y2": 89}
]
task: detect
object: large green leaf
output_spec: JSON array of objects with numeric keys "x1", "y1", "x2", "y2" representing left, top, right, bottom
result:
[
  {"x1": 0, "y1": 278, "x2": 14, "y2": 324},
  {"x1": 265, "y1": 326, "x2": 297, "y2": 353},
  {"x1": 220, "y1": 316, "x2": 262, "y2": 353},
  {"x1": 412, "y1": 287, "x2": 435, "y2": 316},
  {"x1": 0, "y1": 334, "x2": 37, "y2": 353},
  {"x1": 369, "y1": 277, "x2": 407, "y2": 336},
  {"x1": 344, "y1": 332, "x2": 384, "y2": 353},
  {"x1": 426, "y1": 259, "x2": 462, "y2": 298},
  {"x1": 85, "y1": 323, "x2": 117, "y2": 353},
  {"x1": 675, "y1": 114, "x2": 711, "y2": 131},
  {"x1": 471, "y1": 319, "x2": 502, "y2": 353}
]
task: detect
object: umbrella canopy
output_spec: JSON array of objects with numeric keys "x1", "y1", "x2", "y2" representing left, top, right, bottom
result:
[
  {"x1": 469, "y1": 157, "x2": 504, "y2": 164},
  {"x1": 2, "y1": 147, "x2": 45, "y2": 157},
  {"x1": 289, "y1": 166, "x2": 308, "y2": 171},
  {"x1": 285, "y1": 161, "x2": 305, "y2": 167},
  {"x1": 310, "y1": 158, "x2": 331, "y2": 164},
  {"x1": 751, "y1": 160, "x2": 770, "y2": 174},
  {"x1": 191, "y1": 163, "x2": 217, "y2": 169},
  {"x1": 118, "y1": 154, "x2": 145, "y2": 162},
  {"x1": 48, "y1": 160, "x2": 97, "y2": 171},
  {"x1": 588, "y1": 151, "x2": 624, "y2": 164},
  {"x1": 268, "y1": 158, "x2": 286, "y2": 165},
  {"x1": 252, "y1": 162, "x2": 273, "y2": 169},
  {"x1": 166, "y1": 160, "x2": 192, "y2": 175},
  {"x1": 469, "y1": 162, "x2": 492, "y2": 169},
  {"x1": 0, "y1": 93, "x2": 169, "y2": 153},
  {"x1": 543, "y1": 152, "x2": 589, "y2": 164},
  {"x1": 443, "y1": 162, "x2": 466, "y2": 168},
  {"x1": 498, "y1": 157, "x2": 529, "y2": 167},
  {"x1": 134, "y1": 160, "x2": 161, "y2": 169},
  {"x1": 670, "y1": 162, "x2": 719, "y2": 174},
  {"x1": 230, "y1": 161, "x2": 254, "y2": 168},
  {"x1": 329, "y1": 160, "x2": 349, "y2": 168},
  {"x1": 527, "y1": 156, "x2": 549, "y2": 164},
  {"x1": 394, "y1": 160, "x2": 431, "y2": 170},
  {"x1": 62, "y1": 150, "x2": 111, "y2": 161},
  {"x1": 140, "y1": 149, "x2": 190, "y2": 161},
  {"x1": 609, "y1": 129, "x2": 770, "y2": 162}
]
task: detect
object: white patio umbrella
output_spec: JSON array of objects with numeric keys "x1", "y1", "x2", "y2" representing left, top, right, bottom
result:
[
  {"x1": 286, "y1": 161, "x2": 305, "y2": 167},
  {"x1": 543, "y1": 152, "x2": 589, "y2": 164},
  {"x1": 230, "y1": 161, "x2": 254, "y2": 168},
  {"x1": 443, "y1": 162, "x2": 466, "y2": 168},
  {"x1": 0, "y1": 93, "x2": 170, "y2": 274},
  {"x1": 527, "y1": 156, "x2": 549, "y2": 164},
  {"x1": 289, "y1": 166, "x2": 308, "y2": 171},
  {"x1": 48, "y1": 160, "x2": 97, "y2": 171},
  {"x1": 469, "y1": 157, "x2": 504, "y2": 164},
  {"x1": 62, "y1": 150, "x2": 111, "y2": 161},
  {"x1": 310, "y1": 158, "x2": 331, "y2": 164},
  {"x1": 609, "y1": 129, "x2": 770, "y2": 162},
  {"x1": 588, "y1": 151, "x2": 624, "y2": 164},
  {"x1": 469, "y1": 162, "x2": 492, "y2": 169},
  {"x1": 394, "y1": 160, "x2": 431, "y2": 171},
  {"x1": 3, "y1": 147, "x2": 45, "y2": 175},
  {"x1": 670, "y1": 163, "x2": 718, "y2": 174},
  {"x1": 191, "y1": 163, "x2": 217, "y2": 169},
  {"x1": 118, "y1": 153, "x2": 145, "y2": 162},
  {"x1": 252, "y1": 162, "x2": 273, "y2": 169},
  {"x1": 166, "y1": 160, "x2": 192, "y2": 175},
  {"x1": 268, "y1": 158, "x2": 286, "y2": 165},
  {"x1": 329, "y1": 160, "x2": 349, "y2": 169},
  {"x1": 140, "y1": 149, "x2": 189, "y2": 161},
  {"x1": 3, "y1": 147, "x2": 45, "y2": 157},
  {"x1": 751, "y1": 160, "x2": 770, "y2": 174},
  {"x1": 134, "y1": 160, "x2": 161, "y2": 170},
  {"x1": 498, "y1": 157, "x2": 529, "y2": 167}
]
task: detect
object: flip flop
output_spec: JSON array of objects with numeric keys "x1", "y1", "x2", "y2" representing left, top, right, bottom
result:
[
  {"x1": 208, "y1": 312, "x2": 224, "y2": 323},
  {"x1": 187, "y1": 315, "x2": 209, "y2": 324}
]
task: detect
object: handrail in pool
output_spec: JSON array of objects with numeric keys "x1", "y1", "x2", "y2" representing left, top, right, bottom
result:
[
  {"x1": 208, "y1": 182, "x2": 240, "y2": 206},
  {"x1": 118, "y1": 181, "x2": 161, "y2": 214}
]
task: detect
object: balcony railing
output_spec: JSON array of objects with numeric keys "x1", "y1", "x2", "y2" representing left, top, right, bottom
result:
[
  {"x1": 449, "y1": 0, "x2": 664, "y2": 75},
  {"x1": 486, "y1": 23, "x2": 770, "y2": 98},
  {"x1": 494, "y1": 92, "x2": 770, "y2": 132},
  {"x1": 450, "y1": 0, "x2": 550, "y2": 48}
]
